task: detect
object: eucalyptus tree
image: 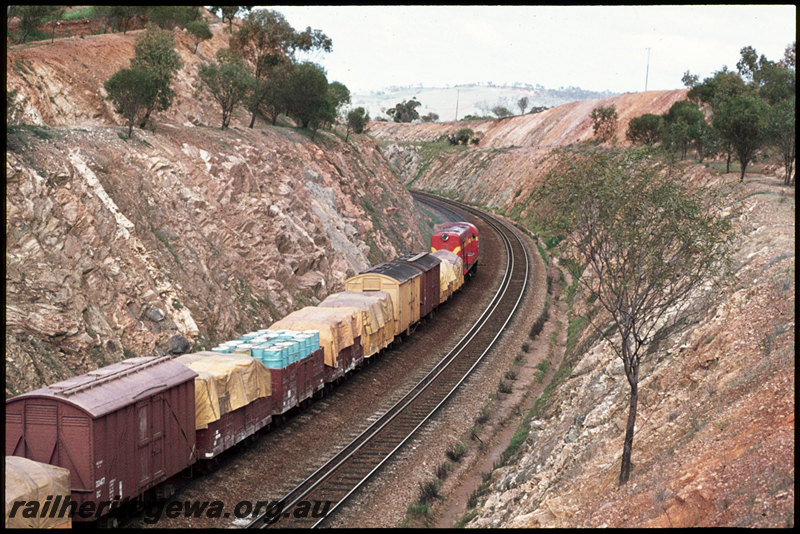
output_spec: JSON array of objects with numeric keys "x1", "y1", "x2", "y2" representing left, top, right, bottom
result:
[
  {"x1": 766, "y1": 97, "x2": 795, "y2": 185},
  {"x1": 130, "y1": 24, "x2": 183, "y2": 128},
  {"x1": 713, "y1": 94, "x2": 770, "y2": 182},
  {"x1": 198, "y1": 49, "x2": 256, "y2": 129},
  {"x1": 517, "y1": 96, "x2": 529, "y2": 115},
  {"x1": 231, "y1": 9, "x2": 332, "y2": 128},
  {"x1": 104, "y1": 67, "x2": 159, "y2": 137},
  {"x1": 537, "y1": 147, "x2": 735, "y2": 486},
  {"x1": 345, "y1": 107, "x2": 369, "y2": 142},
  {"x1": 186, "y1": 19, "x2": 213, "y2": 53},
  {"x1": 590, "y1": 105, "x2": 618, "y2": 143},
  {"x1": 625, "y1": 113, "x2": 663, "y2": 146},
  {"x1": 663, "y1": 100, "x2": 705, "y2": 159},
  {"x1": 387, "y1": 98, "x2": 421, "y2": 123},
  {"x1": 210, "y1": 5, "x2": 252, "y2": 33}
]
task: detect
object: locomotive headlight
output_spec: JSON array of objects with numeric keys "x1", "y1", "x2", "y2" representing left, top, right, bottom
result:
[{"x1": 441, "y1": 234, "x2": 449, "y2": 241}]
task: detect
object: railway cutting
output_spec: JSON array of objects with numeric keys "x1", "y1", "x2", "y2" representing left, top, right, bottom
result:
[{"x1": 247, "y1": 192, "x2": 530, "y2": 528}]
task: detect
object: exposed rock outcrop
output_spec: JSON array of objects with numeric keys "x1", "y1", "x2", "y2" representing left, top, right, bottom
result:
[
  {"x1": 5, "y1": 16, "x2": 430, "y2": 396},
  {"x1": 373, "y1": 91, "x2": 794, "y2": 528},
  {"x1": 6, "y1": 123, "x2": 427, "y2": 397}
]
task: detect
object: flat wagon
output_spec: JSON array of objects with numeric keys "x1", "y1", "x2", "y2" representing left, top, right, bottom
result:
[
  {"x1": 175, "y1": 352, "x2": 272, "y2": 460},
  {"x1": 431, "y1": 249, "x2": 465, "y2": 302},
  {"x1": 269, "y1": 306, "x2": 364, "y2": 383},
  {"x1": 318, "y1": 290, "x2": 396, "y2": 358}
]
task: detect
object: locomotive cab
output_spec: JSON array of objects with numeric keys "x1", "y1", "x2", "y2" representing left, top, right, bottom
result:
[{"x1": 430, "y1": 222, "x2": 479, "y2": 276}]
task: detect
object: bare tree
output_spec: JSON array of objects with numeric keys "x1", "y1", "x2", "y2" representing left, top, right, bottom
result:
[{"x1": 537, "y1": 148, "x2": 735, "y2": 485}]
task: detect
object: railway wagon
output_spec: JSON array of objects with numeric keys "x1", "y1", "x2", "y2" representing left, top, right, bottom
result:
[
  {"x1": 346, "y1": 262, "x2": 421, "y2": 336},
  {"x1": 269, "y1": 306, "x2": 365, "y2": 383},
  {"x1": 430, "y1": 222, "x2": 479, "y2": 275},
  {"x1": 174, "y1": 352, "x2": 272, "y2": 460},
  {"x1": 5, "y1": 456, "x2": 72, "y2": 529},
  {"x1": 318, "y1": 290, "x2": 396, "y2": 358},
  {"x1": 431, "y1": 249, "x2": 464, "y2": 302},
  {"x1": 4, "y1": 221, "x2": 480, "y2": 524},
  {"x1": 5, "y1": 357, "x2": 197, "y2": 520},
  {"x1": 395, "y1": 253, "x2": 442, "y2": 319},
  {"x1": 212, "y1": 330, "x2": 325, "y2": 414}
]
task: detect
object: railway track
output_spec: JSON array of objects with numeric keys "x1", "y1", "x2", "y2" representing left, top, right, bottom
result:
[{"x1": 248, "y1": 192, "x2": 530, "y2": 528}]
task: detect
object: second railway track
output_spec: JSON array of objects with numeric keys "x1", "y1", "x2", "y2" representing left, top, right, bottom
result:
[{"x1": 248, "y1": 192, "x2": 530, "y2": 528}]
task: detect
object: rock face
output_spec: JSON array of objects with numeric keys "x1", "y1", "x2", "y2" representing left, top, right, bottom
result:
[
  {"x1": 374, "y1": 92, "x2": 795, "y2": 528},
  {"x1": 6, "y1": 124, "x2": 427, "y2": 397},
  {"x1": 462, "y1": 171, "x2": 795, "y2": 528},
  {"x1": 370, "y1": 90, "x2": 688, "y2": 209},
  {"x1": 5, "y1": 18, "x2": 429, "y2": 396}
]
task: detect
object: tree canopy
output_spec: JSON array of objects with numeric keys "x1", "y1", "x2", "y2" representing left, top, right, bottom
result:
[
  {"x1": 210, "y1": 5, "x2": 252, "y2": 33},
  {"x1": 625, "y1": 113, "x2": 663, "y2": 146},
  {"x1": 345, "y1": 107, "x2": 370, "y2": 141},
  {"x1": 713, "y1": 94, "x2": 770, "y2": 182},
  {"x1": 387, "y1": 98, "x2": 421, "y2": 123},
  {"x1": 104, "y1": 67, "x2": 159, "y2": 137},
  {"x1": 130, "y1": 24, "x2": 183, "y2": 127},
  {"x1": 186, "y1": 19, "x2": 213, "y2": 53},
  {"x1": 231, "y1": 8, "x2": 332, "y2": 128},
  {"x1": 590, "y1": 105, "x2": 618, "y2": 142},
  {"x1": 537, "y1": 147, "x2": 735, "y2": 485},
  {"x1": 662, "y1": 100, "x2": 705, "y2": 159},
  {"x1": 631, "y1": 42, "x2": 795, "y2": 183},
  {"x1": 198, "y1": 50, "x2": 255, "y2": 129},
  {"x1": 285, "y1": 62, "x2": 331, "y2": 134}
]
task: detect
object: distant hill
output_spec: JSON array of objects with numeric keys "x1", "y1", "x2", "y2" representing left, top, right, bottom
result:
[{"x1": 351, "y1": 83, "x2": 620, "y2": 122}]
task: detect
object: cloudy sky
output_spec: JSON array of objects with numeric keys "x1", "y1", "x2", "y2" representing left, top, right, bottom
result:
[{"x1": 271, "y1": 4, "x2": 795, "y2": 94}]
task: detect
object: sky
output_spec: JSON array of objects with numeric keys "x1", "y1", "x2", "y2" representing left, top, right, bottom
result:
[{"x1": 270, "y1": 5, "x2": 796, "y2": 94}]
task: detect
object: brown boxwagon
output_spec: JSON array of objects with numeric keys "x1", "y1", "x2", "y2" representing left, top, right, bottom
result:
[
  {"x1": 5, "y1": 356, "x2": 197, "y2": 520},
  {"x1": 395, "y1": 253, "x2": 442, "y2": 319}
]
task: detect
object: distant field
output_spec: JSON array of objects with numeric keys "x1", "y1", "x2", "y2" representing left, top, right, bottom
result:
[{"x1": 351, "y1": 84, "x2": 619, "y2": 122}]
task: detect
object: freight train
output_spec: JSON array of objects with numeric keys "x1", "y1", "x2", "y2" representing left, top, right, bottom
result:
[
  {"x1": 5, "y1": 224, "x2": 479, "y2": 523},
  {"x1": 431, "y1": 221, "x2": 479, "y2": 275}
]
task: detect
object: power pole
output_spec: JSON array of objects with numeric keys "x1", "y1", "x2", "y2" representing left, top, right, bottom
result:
[{"x1": 645, "y1": 47, "x2": 651, "y2": 92}]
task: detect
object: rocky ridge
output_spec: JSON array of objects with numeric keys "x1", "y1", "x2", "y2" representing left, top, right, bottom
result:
[
  {"x1": 5, "y1": 18, "x2": 429, "y2": 396},
  {"x1": 463, "y1": 169, "x2": 794, "y2": 528},
  {"x1": 372, "y1": 93, "x2": 795, "y2": 527},
  {"x1": 371, "y1": 90, "x2": 688, "y2": 210}
]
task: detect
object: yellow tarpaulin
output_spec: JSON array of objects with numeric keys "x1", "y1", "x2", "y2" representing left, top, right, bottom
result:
[
  {"x1": 319, "y1": 291, "x2": 396, "y2": 357},
  {"x1": 5, "y1": 456, "x2": 71, "y2": 529},
  {"x1": 269, "y1": 306, "x2": 362, "y2": 368},
  {"x1": 176, "y1": 352, "x2": 271, "y2": 430},
  {"x1": 432, "y1": 249, "x2": 464, "y2": 302}
]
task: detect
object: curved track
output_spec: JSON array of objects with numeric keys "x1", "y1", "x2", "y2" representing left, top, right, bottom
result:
[{"x1": 247, "y1": 192, "x2": 530, "y2": 528}]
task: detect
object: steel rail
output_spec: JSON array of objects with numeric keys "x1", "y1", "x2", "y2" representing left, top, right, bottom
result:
[{"x1": 247, "y1": 192, "x2": 529, "y2": 529}]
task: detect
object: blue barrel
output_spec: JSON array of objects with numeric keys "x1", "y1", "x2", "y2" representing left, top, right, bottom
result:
[
  {"x1": 260, "y1": 346, "x2": 284, "y2": 369},
  {"x1": 289, "y1": 335, "x2": 307, "y2": 357},
  {"x1": 296, "y1": 331, "x2": 320, "y2": 355},
  {"x1": 275, "y1": 342, "x2": 295, "y2": 365}
]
